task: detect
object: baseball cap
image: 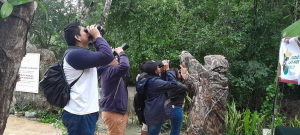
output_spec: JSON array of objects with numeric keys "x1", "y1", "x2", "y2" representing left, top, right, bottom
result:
[{"x1": 142, "y1": 60, "x2": 163, "y2": 75}]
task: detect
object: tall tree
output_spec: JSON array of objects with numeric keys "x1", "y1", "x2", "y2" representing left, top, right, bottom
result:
[
  {"x1": 0, "y1": 2, "x2": 36, "y2": 134},
  {"x1": 100, "y1": 0, "x2": 112, "y2": 28}
]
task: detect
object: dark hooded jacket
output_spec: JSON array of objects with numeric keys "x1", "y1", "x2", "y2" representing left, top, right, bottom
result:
[
  {"x1": 136, "y1": 71, "x2": 178, "y2": 125},
  {"x1": 97, "y1": 52, "x2": 130, "y2": 114}
]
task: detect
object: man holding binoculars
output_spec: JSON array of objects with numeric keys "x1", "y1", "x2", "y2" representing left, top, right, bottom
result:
[{"x1": 61, "y1": 22, "x2": 114, "y2": 135}]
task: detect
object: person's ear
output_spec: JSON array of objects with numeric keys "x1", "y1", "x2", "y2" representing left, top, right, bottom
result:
[{"x1": 74, "y1": 35, "x2": 81, "y2": 42}]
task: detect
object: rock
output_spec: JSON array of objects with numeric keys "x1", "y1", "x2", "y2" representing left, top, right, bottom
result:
[
  {"x1": 263, "y1": 129, "x2": 271, "y2": 135},
  {"x1": 14, "y1": 42, "x2": 57, "y2": 111},
  {"x1": 25, "y1": 111, "x2": 36, "y2": 118}
]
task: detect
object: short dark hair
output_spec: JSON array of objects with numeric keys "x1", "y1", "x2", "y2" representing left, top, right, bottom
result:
[{"x1": 64, "y1": 22, "x2": 81, "y2": 46}]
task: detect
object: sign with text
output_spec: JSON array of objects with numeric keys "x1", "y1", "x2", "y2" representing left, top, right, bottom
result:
[
  {"x1": 279, "y1": 37, "x2": 300, "y2": 85},
  {"x1": 16, "y1": 53, "x2": 40, "y2": 93}
]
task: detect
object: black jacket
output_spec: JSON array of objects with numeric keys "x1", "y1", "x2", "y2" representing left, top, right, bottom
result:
[{"x1": 168, "y1": 81, "x2": 187, "y2": 105}]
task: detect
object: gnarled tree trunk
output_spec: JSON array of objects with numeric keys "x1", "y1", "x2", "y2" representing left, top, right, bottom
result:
[
  {"x1": 180, "y1": 51, "x2": 229, "y2": 135},
  {"x1": 0, "y1": 2, "x2": 35, "y2": 134}
]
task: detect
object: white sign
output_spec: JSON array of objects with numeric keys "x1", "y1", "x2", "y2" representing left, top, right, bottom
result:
[
  {"x1": 16, "y1": 53, "x2": 40, "y2": 93},
  {"x1": 279, "y1": 37, "x2": 300, "y2": 85}
]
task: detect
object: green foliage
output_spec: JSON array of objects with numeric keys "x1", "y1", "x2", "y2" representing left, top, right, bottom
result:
[
  {"x1": 0, "y1": 0, "x2": 47, "y2": 20},
  {"x1": 181, "y1": 111, "x2": 190, "y2": 131},
  {"x1": 161, "y1": 119, "x2": 171, "y2": 133},
  {"x1": 225, "y1": 101, "x2": 266, "y2": 135},
  {"x1": 52, "y1": 119, "x2": 67, "y2": 135},
  {"x1": 225, "y1": 102, "x2": 244, "y2": 134},
  {"x1": 1, "y1": 2, "x2": 12, "y2": 18},
  {"x1": 12, "y1": 103, "x2": 27, "y2": 112},
  {"x1": 8, "y1": 0, "x2": 29, "y2": 6},
  {"x1": 289, "y1": 115, "x2": 300, "y2": 128},
  {"x1": 40, "y1": 112, "x2": 60, "y2": 123},
  {"x1": 28, "y1": 0, "x2": 77, "y2": 59},
  {"x1": 244, "y1": 109, "x2": 258, "y2": 135},
  {"x1": 261, "y1": 69, "x2": 286, "y2": 129},
  {"x1": 40, "y1": 109, "x2": 62, "y2": 123}
]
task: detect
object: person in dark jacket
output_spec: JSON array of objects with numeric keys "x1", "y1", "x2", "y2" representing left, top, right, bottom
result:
[
  {"x1": 97, "y1": 47, "x2": 130, "y2": 135},
  {"x1": 136, "y1": 60, "x2": 177, "y2": 135},
  {"x1": 168, "y1": 68, "x2": 188, "y2": 135}
]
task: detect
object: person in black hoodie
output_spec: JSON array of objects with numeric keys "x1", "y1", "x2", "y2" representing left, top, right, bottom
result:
[{"x1": 167, "y1": 68, "x2": 188, "y2": 135}]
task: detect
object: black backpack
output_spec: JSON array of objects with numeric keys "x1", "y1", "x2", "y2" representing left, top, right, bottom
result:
[
  {"x1": 39, "y1": 49, "x2": 82, "y2": 108},
  {"x1": 133, "y1": 92, "x2": 147, "y2": 125}
]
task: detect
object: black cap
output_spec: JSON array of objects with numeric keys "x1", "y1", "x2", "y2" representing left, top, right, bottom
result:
[{"x1": 142, "y1": 60, "x2": 163, "y2": 75}]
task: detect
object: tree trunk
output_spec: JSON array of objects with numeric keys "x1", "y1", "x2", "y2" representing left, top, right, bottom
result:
[
  {"x1": 99, "y1": 0, "x2": 113, "y2": 28},
  {"x1": 77, "y1": 0, "x2": 83, "y2": 16},
  {"x1": 0, "y1": 2, "x2": 35, "y2": 134}
]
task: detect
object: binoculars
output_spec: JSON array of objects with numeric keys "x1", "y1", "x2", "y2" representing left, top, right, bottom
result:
[
  {"x1": 113, "y1": 43, "x2": 129, "y2": 56},
  {"x1": 84, "y1": 24, "x2": 105, "y2": 41}
]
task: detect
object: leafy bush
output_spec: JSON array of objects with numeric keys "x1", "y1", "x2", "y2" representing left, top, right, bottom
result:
[
  {"x1": 225, "y1": 101, "x2": 267, "y2": 135},
  {"x1": 289, "y1": 115, "x2": 300, "y2": 128}
]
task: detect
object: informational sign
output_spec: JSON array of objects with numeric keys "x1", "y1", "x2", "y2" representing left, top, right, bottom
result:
[
  {"x1": 16, "y1": 53, "x2": 40, "y2": 93},
  {"x1": 278, "y1": 37, "x2": 300, "y2": 85}
]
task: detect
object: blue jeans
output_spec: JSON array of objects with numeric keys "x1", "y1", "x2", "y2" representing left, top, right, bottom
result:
[
  {"x1": 61, "y1": 110, "x2": 99, "y2": 135},
  {"x1": 170, "y1": 105, "x2": 183, "y2": 135},
  {"x1": 148, "y1": 124, "x2": 162, "y2": 135}
]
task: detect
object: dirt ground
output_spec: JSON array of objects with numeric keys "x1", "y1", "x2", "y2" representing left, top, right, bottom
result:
[{"x1": 4, "y1": 115, "x2": 62, "y2": 135}]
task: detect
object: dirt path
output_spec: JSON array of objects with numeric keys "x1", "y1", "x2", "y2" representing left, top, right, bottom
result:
[{"x1": 4, "y1": 115, "x2": 62, "y2": 135}]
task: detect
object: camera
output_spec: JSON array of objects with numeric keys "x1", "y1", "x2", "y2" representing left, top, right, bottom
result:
[
  {"x1": 113, "y1": 43, "x2": 129, "y2": 56},
  {"x1": 84, "y1": 24, "x2": 105, "y2": 41}
]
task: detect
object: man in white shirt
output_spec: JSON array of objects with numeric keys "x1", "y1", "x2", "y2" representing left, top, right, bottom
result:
[{"x1": 61, "y1": 22, "x2": 114, "y2": 135}]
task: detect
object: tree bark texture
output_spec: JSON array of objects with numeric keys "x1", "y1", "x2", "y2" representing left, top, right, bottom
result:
[
  {"x1": 180, "y1": 51, "x2": 229, "y2": 135},
  {"x1": 99, "y1": 0, "x2": 112, "y2": 28},
  {"x1": 0, "y1": 2, "x2": 35, "y2": 134}
]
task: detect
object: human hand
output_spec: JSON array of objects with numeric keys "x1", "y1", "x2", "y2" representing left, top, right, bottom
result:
[
  {"x1": 114, "y1": 47, "x2": 124, "y2": 55},
  {"x1": 162, "y1": 60, "x2": 169, "y2": 71},
  {"x1": 86, "y1": 24, "x2": 101, "y2": 40},
  {"x1": 180, "y1": 65, "x2": 188, "y2": 79}
]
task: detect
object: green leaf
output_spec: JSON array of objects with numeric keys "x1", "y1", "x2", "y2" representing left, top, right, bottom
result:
[
  {"x1": 1, "y1": 2, "x2": 13, "y2": 19},
  {"x1": 8, "y1": 0, "x2": 29, "y2": 6},
  {"x1": 244, "y1": 109, "x2": 250, "y2": 133},
  {"x1": 250, "y1": 111, "x2": 257, "y2": 134},
  {"x1": 34, "y1": 0, "x2": 48, "y2": 22}
]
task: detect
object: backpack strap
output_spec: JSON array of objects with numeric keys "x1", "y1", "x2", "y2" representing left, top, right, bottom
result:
[
  {"x1": 69, "y1": 71, "x2": 84, "y2": 87},
  {"x1": 62, "y1": 47, "x2": 85, "y2": 88},
  {"x1": 114, "y1": 78, "x2": 122, "y2": 99}
]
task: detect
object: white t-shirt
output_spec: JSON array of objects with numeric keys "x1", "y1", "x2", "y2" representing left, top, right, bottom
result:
[{"x1": 63, "y1": 59, "x2": 99, "y2": 115}]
